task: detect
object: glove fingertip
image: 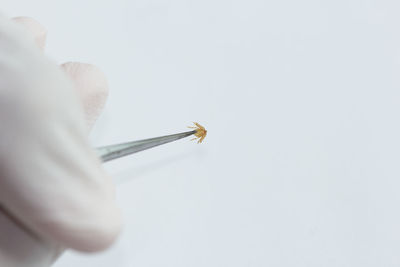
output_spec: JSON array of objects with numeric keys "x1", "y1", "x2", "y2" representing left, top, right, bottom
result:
[
  {"x1": 11, "y1": 16, "x2": 47, "y2": 51},
  {"x1": 61, "y1": 62, "x2": 109, "y2": 130}
]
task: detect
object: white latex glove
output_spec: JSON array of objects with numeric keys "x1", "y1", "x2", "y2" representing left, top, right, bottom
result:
[{"x1": 0, "y1": 16, "x2": 122, "y2": 267}]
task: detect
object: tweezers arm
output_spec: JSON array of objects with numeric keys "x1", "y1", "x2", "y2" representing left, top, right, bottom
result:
[{"x1": 96, "y1": 130, "x2": 196, "y2": 162}]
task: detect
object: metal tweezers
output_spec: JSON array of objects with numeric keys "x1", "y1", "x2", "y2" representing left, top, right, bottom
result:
[{"x1": 96, "y1": 130, "x2": 196, "y2": 162}]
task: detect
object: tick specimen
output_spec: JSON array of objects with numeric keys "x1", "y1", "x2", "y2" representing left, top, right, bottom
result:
[{"x1": 188, "y1": 122, "x2": 207, "y2": 143}]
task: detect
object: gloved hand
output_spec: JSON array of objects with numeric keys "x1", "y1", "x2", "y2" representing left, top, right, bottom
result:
[{"x1": 0, "y1": 16, "x2": 122, "y2": 267}]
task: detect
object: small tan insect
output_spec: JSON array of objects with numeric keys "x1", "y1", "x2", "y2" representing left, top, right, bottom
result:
[{"x1": 188, "y1": 122, "x2": 207, "y2": 143}]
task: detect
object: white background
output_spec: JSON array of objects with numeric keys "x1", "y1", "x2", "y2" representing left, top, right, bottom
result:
[{"x1": 3, "y1": 1, "x2": 400, "y2": 266}]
